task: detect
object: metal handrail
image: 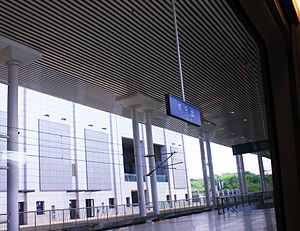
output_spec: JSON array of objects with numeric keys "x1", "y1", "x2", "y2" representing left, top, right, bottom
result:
[
  {"x1": 8, "y1": 197, "x2": 209, "y2": 231},
  {"x1": 216, "y1": 191, "x2": 274, "y2": 215},
  {"x1": 0, "y1": 213, "x2": 8, "y2": 231}
]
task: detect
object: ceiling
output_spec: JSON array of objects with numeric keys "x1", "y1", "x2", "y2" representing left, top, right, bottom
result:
[{"x1": 0, "y1": 0, "x2": 268, "y2": 148}]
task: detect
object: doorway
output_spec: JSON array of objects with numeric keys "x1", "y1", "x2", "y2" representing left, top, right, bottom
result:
[
  {"x1": 109, "y1": 198, "x2": 115, "y2": 209},
  {"x1": 69, "y1": 200, "x2": 77, "y2": 219},
  {"x1": 18, "y1": 202, "x2": 25, "y2": 225},
  {"x1": 85, "y1": 199, "x2": 94, "y2": 217},
  {"x1": 131, "y1": 191, "x2": 138, "y2": 206}
]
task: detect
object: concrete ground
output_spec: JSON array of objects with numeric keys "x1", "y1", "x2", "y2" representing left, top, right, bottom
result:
[{"x1": 113, "y1": 208, "x2": 276, "y2": 231}]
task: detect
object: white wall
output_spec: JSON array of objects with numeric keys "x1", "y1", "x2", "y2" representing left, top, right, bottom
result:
[
  {"x1": 0, "y1": 83, "x2": 192, "y2": 214},
  {"x1": 25, "y1": 87, "x2": 75, "y2": 211}
]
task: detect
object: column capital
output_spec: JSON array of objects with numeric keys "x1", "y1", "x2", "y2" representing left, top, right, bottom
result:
[
  {"x1": 143, "y1": 108, "x2": 154, "y2": 114},
  {"x1": 116, "y1": 93, "x2": 161, "y2": 113},
  {"x1": 0, "y1": 36, "x2": 42, "y2": 66},
  {"x1": 6, "y1": 60, "x2": 21, "y2": 67},
  {"x1": 130, "y1": 104, "x2": 141, "y2": 109}
]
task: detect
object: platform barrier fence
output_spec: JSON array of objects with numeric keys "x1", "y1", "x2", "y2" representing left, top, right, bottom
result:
[
  {"x1": 0, "y1": 197, "x2": 209, "y2": 231},
  {"x1": 216, "y1": 191, "x2": 274, "y2": 215}
]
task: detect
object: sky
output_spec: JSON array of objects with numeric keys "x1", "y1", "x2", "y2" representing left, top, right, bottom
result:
[{"x1": 184, "y1": 135, "x2": 272, "y2": 179}]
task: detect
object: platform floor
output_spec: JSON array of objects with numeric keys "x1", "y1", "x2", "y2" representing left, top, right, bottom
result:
[{"x1": 114, "y1": 208, "x2": 276, "y2": 231}]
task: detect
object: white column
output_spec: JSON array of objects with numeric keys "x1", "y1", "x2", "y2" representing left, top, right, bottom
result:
[
  {"x1": 114, "y1": 115, "x2": 124, "y2": 204},
  {"x1": 236, "y1": 155, "x2": 243, "y2": 194},
  {"x1": 236, "y1": 154, "x2": 248, "y2": 194},
  {"x1": 206, "y1": 141, "x2": 216, "y2": 208},
  {"x1": 163, "y1": 129, "x2": 173, "y2": 206},
  {"x1": 22, "y1": 88, "x2": 28, "y2": 224},
  {"x1": 7, "y1": 60, "x2": 20, "y2": 231},
  {"x1": 145, "y1": 111, "x2": 159, "y2": 215},
  {"x1": 109, "y1": 113, "x2": 119, "y2": 212},
  {"x1": 181, "y1": 134, "x2": 192, "y2": 203},
  {"x1": 131, "y1": 106, "x2": 146, "y2": 217},
  {"x1": 0, "y1": 38, "x2": 42, "y2": 231},
  {"x1": 258, "y1": 153, "x2": 267, "y2": 192},
  {"x1": 72, "y1": 103, "x2": 80, "y2": 210},
  {"x1": 199, "y1": 138, "x2": 210, "y2": 206},
  {"x1": 240, "y1": 155, "x2": 248, "y2": 194},
  {"x1": 140, "y1": 125, "x2": 150, "y2": 208}
]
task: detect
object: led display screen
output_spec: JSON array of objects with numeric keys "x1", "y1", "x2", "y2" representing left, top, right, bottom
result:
[
  {"x1": 165, "y1": 94, "x2": 201, "y2": 127},
  {"x1": 232, "y1": 140, "x2": 269, "y2": 155}
]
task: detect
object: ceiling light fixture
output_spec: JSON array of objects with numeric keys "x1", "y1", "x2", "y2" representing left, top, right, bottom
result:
[{"x1": 229, "y1": 111, "x2": 235, "y2": 114}]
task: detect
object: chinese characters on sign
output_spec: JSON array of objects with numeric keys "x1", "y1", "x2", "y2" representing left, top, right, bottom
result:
[{"x1": 165, "y1": 94, "x2": 201, "y2": 127}]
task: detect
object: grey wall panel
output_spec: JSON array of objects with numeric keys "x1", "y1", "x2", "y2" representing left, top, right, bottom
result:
[
  {"x1": 85, "y1": 129, "x2": 112, "y2": 191},
  {"x1": 0, "y1": 111, "x2": 7, "y2": 192},
  {"x1": 39, "y1": 119, "x2": 72, "y2": 191},
  {"x1": 170, "y1": 146, "x2": 187, "y2": 189}
]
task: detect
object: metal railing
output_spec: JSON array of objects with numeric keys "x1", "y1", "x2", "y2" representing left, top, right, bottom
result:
[
  {"x1": 0, "y1": 197, "x2": 209, "y2": 231},
  {"x1": 0, "y1": 214, "x2": 8, "y2": 231},
  {"x1": 216, "y1": 191, "x2": 274, "y2": 215}
]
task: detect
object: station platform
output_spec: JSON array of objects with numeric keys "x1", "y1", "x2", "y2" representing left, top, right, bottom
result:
[{"x1": 114, "y1": 208, "x2": 276, "y2": 231}]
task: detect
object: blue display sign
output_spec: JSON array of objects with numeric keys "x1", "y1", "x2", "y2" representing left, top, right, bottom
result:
[{"x1": 165, "y1": 94, "x2": 202, "y2": 127}]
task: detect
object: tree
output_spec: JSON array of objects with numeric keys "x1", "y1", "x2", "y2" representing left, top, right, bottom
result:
[
  {"x1": 245, "y1": 171, "x2": 261, "y2": 192},
  {"x1": 191, "y1": 172, "x2": 274, "y2": 194},
  {"x1": 215, "y1": 173, "x2": 239, "y2": 190},
  {"x1": 190, "y1": 178, "x2": 205, "y2": 196}
]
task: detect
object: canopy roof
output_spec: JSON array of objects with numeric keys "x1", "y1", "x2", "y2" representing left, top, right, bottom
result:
[{"x1": 0, "y1": 0, "x2": 267, "y2": 150}]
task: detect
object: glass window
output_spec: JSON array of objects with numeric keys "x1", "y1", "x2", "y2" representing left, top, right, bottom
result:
[
  {"x1": 109, "y1": 198, "x2": 115, "y2": 208},
  {"x1": 36, "y1": 201, "x2": 44, "y2": 215},
  {"x1": 122, "y1": 137, "x2": 135, "y2": 174},
  {"x1": 126, "y1": 197, "x2": 130, "y2": 207}
]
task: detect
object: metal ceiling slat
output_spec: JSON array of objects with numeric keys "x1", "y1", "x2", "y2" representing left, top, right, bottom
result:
[
  {"x1": 176, "y1": 0, "x2": 264, "y2": 134},
  {"x1": 2, "y1": 0, "x2": 258, "y2": 106},
  {"x1": 177, "y1": 1, "x2": 256, "y2": 84},
  {"x1": 1, "y1": 1, "x2": 178, "y2": 79},
  {"x1": 209, "y1": 1, "x2": 261, "y2": 64},
  {"x1": 192, "y1": 1, "x2": 258, "y2": 61},
  {"x1": 0, "y1": 22, "x2": 179, "y2": 98},
  {"x1": 219, "y1": 1, "x2": 262, "y2": 60},
  {"x1": 79, "y1": 0, "x2": 177, "y2": 55},
  {"x1": 28, "y1": 1, "x2": 180, "y2": 94},
  {"x1": 0, "y1": 0, "x2": 267, "y2": 146},
  {"x1": 1, "y1": 2, "x2": 179, "y2": 77},
  {"x1": 185, "y1": 0, "x2": 262, "y2": 87}
]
